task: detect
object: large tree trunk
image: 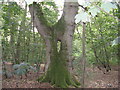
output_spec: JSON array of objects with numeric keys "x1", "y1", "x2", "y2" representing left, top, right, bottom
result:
[{"x1": 29, "y1": 1, "x2": 79, "y2": 88}]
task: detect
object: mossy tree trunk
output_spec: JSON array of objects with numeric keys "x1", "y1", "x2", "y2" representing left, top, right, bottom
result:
[{"x1": 29, "y1": 1, "x2": 79, "y2": 88}]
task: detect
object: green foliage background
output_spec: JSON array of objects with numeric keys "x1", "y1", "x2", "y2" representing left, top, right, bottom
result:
[{"x1": 1, "y1": 1, "x2": 119, "y2": 71}]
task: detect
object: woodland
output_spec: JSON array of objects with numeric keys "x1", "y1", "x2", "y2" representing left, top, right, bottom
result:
[{"x1": 0, "y1": 0, "x2": 120, "y2": 88}]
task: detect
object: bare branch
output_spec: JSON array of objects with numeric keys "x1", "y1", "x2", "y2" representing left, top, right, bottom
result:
[{"x1": 79, "y1": 4, "x2": 88, "y2": 11}]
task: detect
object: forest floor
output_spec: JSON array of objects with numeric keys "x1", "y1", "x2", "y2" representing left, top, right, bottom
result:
[
  {"x1": 2, "y1": 65, "x2": 118, "y2": 88},
  {"x1": 84, "y1": 65, "x2": 118, "y2": 88}
]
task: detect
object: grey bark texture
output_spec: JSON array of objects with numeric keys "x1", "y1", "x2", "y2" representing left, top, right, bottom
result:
[{"x1": 29, "y1": 1, "x2": 79, "y2": 73}]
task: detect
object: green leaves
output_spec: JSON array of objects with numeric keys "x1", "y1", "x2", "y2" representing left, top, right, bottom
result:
[
  {"x1": 41, "y1": 2, "x2": 59, "y2": 25},
  {"x1": 88, "y1": 6, "x2": 100, "y2": 17},
  {"x1": 78, "y1": 1, "x2": 91, "y2": 7},
  {"x1": 101, "y1": 2, "x2": 117, "y2": 13},
  {"x1": 29, "y1": 66, "x2": 37, "y2": 71},
  {"x1": 13, "y1": 64, "x2": 20, "y2": 70},
  {"x1": 14, "y1": 68, "x2": 26, "y2": 76},
  {"x1": 2, "y1": 2, "x2": 46, "y2": 64},
  {"x1": 2, "y1": 70, "x2": 13, "y2": 78},
  {"x1": 76, "y1": 1, "x2": 117, "y2": 23},
  {"x1": 112, "y1": 36, "x2": 120, "y2": 46},
  {"x1": 13, "y1": 62, "x2": 37, "y2": 76},
  {"x1": 75, "y1": 11, "x2": 91, "y2": 23}
]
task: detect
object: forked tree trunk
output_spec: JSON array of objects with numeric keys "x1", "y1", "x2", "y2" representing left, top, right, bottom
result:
[{"x1": 29, "y1": 1, "x2": 79, "y2": 88}]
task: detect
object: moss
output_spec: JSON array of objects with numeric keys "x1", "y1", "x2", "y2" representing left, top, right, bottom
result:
[
  {"x1": 31, "y1": 3, "x2": 80, "y2": 87},
  {"x1": 53, "y1": 16, "x2": 66, "y2": 38},
  {"x1": 54, "y1": 16, "x2": 65, "y2": 31},
  {"x1": 37, "y1": 33, "x2": 80, "y2": 88}
]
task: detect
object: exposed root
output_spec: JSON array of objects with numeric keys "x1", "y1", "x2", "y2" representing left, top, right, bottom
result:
[
  {"x1": 37, "y1": 73, "x2": 80, "y2": 88},
  {"x1": 36, "y1": 39, "x2": 81, "y2": 88}
]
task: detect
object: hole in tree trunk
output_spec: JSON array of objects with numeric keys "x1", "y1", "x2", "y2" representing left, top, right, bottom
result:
[{"x1": 57, "y1": 41, "x2": 61, "y2": 52}]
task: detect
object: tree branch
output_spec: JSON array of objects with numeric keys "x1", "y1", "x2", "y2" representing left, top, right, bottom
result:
[
  {"x1": 92, "y1": 3, "x2": 118, "y2": 20},
  {"x1": 61, "y1": 1, "x2": 79, "y2": 73},
  {"x1": 63, "y1": 1, "x2": 79, "y2": 26},
  {"x1": 53, "y1": 1, "x2": 79, "y2": 41},
  {"x1": 29, "y1": 2, "x2": 51, "y2": 39}
]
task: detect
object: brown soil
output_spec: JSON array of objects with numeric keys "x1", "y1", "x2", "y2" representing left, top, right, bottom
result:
[
  {"x1": 84, "y1": 65, "x2": 118, "y2": 88},
  {"x1": 2, "y1": 72, "x2": 52, "y2": 88},
  {"x1": 2, "y1": 66, "x2": 118, "y2": 88}
]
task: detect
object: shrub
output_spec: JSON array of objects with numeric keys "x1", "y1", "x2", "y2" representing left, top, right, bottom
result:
[{"x1": 13, "y1": 62, "x2": 36, "y2": 77}]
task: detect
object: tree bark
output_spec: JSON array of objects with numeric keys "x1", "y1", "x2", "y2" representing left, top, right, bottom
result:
[
  {"x1": 29, "y1": 1, "x2": 79, "y2": 88},
  {"x1": 81, "y1": 23, "x2": 86, "y2": 88}
]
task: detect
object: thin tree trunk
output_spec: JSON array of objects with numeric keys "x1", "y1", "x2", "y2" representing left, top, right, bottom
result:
[
  {"x1": 97, "y1": 21, "x2": 111, "y2": 71},
  {"x1": 88, "y1": 23, "x2": 107, "y2": 71},
  {"x1": 81, "y1": 23, "x2": 86, "y2": 88}
]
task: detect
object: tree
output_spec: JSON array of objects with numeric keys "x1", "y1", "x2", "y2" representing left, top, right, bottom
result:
[
  {"x1": 1, "y1": 1, "x2": 46, "y2": 66},
  {"x1": 29, "y1": 1, "x2": 80, "y2": 88}
]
